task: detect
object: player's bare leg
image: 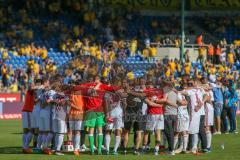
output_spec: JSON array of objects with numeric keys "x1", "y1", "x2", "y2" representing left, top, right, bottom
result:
[
  {"x1": 67, "y1": 129, "x2": 72, "y2": 142},
  {"x1": 134, "y1": 130, "x2": 142, "y2": 155},
  {"x1": 153, "y1": 129, "x2": 162, "y2": 155},
  {"x1": 80, "y1": 129, "x2": 88, "y2": 151},
  {"x1": 214, "y1": 117, "x2": 221, "y2": 134},
  {"x1": 123, "y1": 130, "x2": 130, "y2": 154},
  {"x1": 142, "y1": 131, "x2": 149, "y2": 152}
]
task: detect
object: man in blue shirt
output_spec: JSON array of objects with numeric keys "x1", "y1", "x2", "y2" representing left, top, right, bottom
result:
[
  {"x1": 224, "y1": 87, "x2": 239, "y2": 133},
  {"x1": 211, "y1": 80, "x2": 224, "y2": 134}
]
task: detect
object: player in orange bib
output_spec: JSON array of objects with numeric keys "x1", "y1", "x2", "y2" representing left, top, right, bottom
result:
[{"x1": 67, "y1": 85, "x2": 86, "y2": 155}]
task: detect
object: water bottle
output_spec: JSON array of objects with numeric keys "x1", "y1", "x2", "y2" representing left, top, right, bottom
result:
[{"x1": 220, "y1": 143, "x2": 224, "y2": 150}]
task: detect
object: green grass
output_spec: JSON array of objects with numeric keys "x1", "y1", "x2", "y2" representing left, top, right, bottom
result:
[{"x1": 0, "y1": 118, "x2": 240, "y2": 160}]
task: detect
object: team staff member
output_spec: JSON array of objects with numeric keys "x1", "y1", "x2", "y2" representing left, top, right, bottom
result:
[
  {"x1": 162, "y1": 80, "x2": 178, "y2": 156},
  {"x1": 122, "y1": 80, "x2": 146, "y2": 155}
]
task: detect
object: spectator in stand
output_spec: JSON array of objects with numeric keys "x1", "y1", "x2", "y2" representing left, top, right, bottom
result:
[
  {"x1": 220, "y1": 38, "x2": 227, "y2": 48},
  {"x1": 227, "y1": 51, "x2": 235, "y2": 66},
  {"x1": 196, "y1": 35, "x2": 203, "y2": 46},
  {"x1": 9, "y1": 79, "x2": 18, "y2": 92},
  {"x1": 184, "y1": 60, "x2": 191, "y2": 75},
  {"x1": 1, "y1": 64, "x2": 9, "y2": 89},
  {"x1": 197, "y1": 46, "x2": 206, "y2": 63},
  {"x1": 215, "y1": 44, "x2": 222, "y2": 64},
  {"x1": 2, "y1": 49, "x2": 9, "y2": 62},
  {"x1": 208, "y1": 43, "x2": 214, "y2": 63}
]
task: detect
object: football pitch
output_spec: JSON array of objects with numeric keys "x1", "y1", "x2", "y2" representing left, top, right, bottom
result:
[{"x1": 0, "y1": 119, "x2": 240, "y2": 160}]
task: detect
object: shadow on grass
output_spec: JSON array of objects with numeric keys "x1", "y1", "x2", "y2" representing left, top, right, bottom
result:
[
  {"x1": 0, "y1": 147, "x2": 22, "y2": 154},
  {"x1": 11, "y1": 133, "x2": 22, "y2": 135}
]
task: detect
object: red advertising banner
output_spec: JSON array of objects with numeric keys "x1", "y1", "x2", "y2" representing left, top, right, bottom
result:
[
  {"x1": 0, "y1": 93, "x2": 21, "y2": 102},
  {"x1": 0, "y1": 102, "x2": 23, "y2": 119}
]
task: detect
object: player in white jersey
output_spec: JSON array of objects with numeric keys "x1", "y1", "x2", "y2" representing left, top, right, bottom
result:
[
  {"x1": 52, "y1": 84, "x2": 69, "y2": 156},
  {"x1": 31, "y1": 79, "x2": 44, "y2": 152},
  {"x1": 181, "y1": 79, "x2": 203, "y2": 154},
  {"x1": 39, "y1": 84, "x2": 55, "y2": 154},
  {"x1": 196, "y1": 79, "x2": 208, "y2": 153},
  {"x1": 174, "y1": 89, "x2": 189, "y2": 154},
  {"x1": 201, "y1": 81, "x2": 215, "y2": 152},
  {"x1": 104, "y1": 79, "x2": 127, "y2": 155}
]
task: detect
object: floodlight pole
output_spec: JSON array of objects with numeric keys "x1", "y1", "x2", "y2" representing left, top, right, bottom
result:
[{"x1": 180, "y1": 0, "x2": 185, "y2": 63}]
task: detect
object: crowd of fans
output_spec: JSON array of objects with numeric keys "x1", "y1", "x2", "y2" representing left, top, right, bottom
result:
[{"x1": 1, "y1": 37, "x2": 240, "y2": 96}]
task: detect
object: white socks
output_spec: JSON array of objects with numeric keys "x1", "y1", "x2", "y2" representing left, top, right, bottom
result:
[
  {"x1": 44, "y1": 133, "x2": 53, "y2": 148},
  {"x1": 37, "y1": 134, "x2": 43, "y2": 149},
  {"x1": 206, "y1": 131, "x2": 212, "y2": 148},
  {"x1": 105, "y1": 134, "x2": 111, "y2": 152},
  {"x1": 154, "y1": 146, "x2": 159, "y2": 152},
  {"x1": 173, "y1": 137, "x2": 178, "y2": 150},
  {"x1": 55, "y1": 133, "x2": 64, "y2": 151},
  {"x1": 178, "y1": 136, "x2": 183, "y2": 150},
  {"x1": 113, "y1": 136, "x2": 121, "y2": 152},
  {"x1": 183, "y1": 135, "x2": 189, "y2": 151},
  {"x1": 73, "y1": 134, "x2": 81, "y2": 151},
  {"x1": 192, "y1": 134, "x2": 199, "y2": 151}
]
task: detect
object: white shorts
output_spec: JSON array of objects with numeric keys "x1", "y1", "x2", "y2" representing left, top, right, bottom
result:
[
  {"x1": 110, "y1": 105, "x2": 123, "y2": 118},
  {"x1": 31, "y1": 110, "x2": 40, "y2": 128},
  {"x1": 22, "y1": 112, "x2": 33, "y2": 129},
  {"x1": 39, "y1": 116, "x2": 52, "y2": 132},
  {"x1": 105, "y1": 117, "x2": 124, "y2": 130},
  {"x1": 52, "y1": 119, "x2": 67, "y2": 133},
  {"x1": 106, "y1": 105, "x2": 123, "y2": 130},
  {"x1": 176, "y1": 116, "x2": 189, "y2": 132},
  {"x1": 145, "y1": 114, "x2": 164, "y2": 131},
  {"x1": 188, "y1": 113, "x2": 200, "y2": 134},
  {"x1": 205, "y1": 105, "x2": 214, "y2": 126},
  {"x1": 69, "y1": 120, "x2": 84, "y2": 131}
]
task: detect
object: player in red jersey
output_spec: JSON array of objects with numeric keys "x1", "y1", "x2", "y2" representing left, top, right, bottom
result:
[
  {"x1": 21, "y1": 83, "x2": 35, "y2": 153},
  {"x1": 143, "y1": 81, "x2": 166, "y2": 155}
]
